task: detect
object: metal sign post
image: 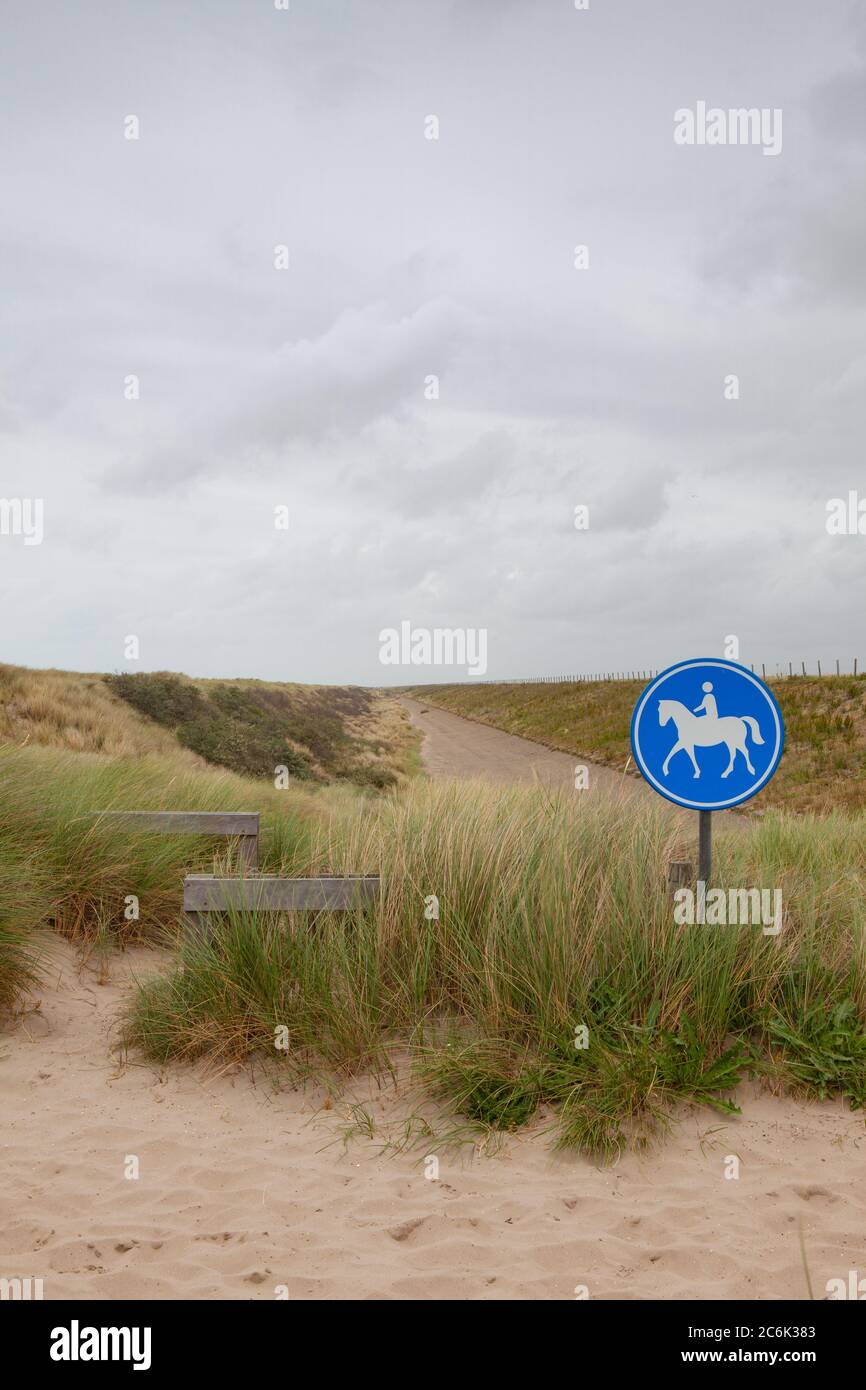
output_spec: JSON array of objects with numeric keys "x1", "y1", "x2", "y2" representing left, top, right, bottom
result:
[{"x1": 699, "y1": 808, "x2": 712, "y2": 883}]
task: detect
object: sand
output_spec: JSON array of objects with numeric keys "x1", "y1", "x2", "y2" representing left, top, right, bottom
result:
[
  {"x1": 2, "y1": 707, "x2": 862, "y2": 1301},
  {"x1": 2, "y1": 939, "x2": 865, "y2": 1302}
]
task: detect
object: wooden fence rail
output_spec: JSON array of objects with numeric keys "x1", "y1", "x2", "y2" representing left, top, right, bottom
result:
[
  {"x1": 97, "y1": 811, "x2": 260, "y2": 868},
  {"x1": 183, "y1": 873, "x2": 380, "y2": 937}
]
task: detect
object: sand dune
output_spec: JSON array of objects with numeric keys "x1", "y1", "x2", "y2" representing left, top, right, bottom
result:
[{"x1": 2, "y1": 941, "x2": 864, "y2": 1301}]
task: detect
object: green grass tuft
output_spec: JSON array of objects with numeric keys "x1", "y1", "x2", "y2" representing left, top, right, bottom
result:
[{"x1": 4, "y1": 739, "x2": 866, "y2": 1155}]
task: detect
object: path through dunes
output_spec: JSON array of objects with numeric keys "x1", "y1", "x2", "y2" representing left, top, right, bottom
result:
[
  {"x1": 401, "y1": 696, "x2": 747, "y2": 831},
  {"x1": 401, "y1": 697, "x2": 636, "y2": 793},
  {"x1": 3, "y1": 940, "x2": 865, "y2": 1300}
]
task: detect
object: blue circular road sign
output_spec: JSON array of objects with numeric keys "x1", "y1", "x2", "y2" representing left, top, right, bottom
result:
[{"x1": 630, "y1": 658, "x2": 784, "y2": 810}]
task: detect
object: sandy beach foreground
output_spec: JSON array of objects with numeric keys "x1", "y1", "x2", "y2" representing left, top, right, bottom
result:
[{"x1": 2, "y1": 939, "x2": 864, "y2": 1302}]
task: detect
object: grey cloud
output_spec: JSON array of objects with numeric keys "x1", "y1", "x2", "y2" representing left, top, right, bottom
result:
[{"x1": 0, "y1": 0, "x2": 863, "y2": 683}]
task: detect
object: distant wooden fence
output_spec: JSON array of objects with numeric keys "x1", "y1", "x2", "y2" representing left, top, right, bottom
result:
[
  {"x1": 98, "y1": 811, "x2": 260, "y2": 868},
  {"x1": 183, "y1": 873, "x2": 380, "y2": 937},
  {"x1": 425, "y1": 659, "x2": 862, "y2": 686}
]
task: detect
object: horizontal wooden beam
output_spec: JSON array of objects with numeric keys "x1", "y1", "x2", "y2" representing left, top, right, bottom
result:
[
  {"x1": 183, "y1": 874, "x2": 380, "y2": 914},
  {"x1": 99, "y1": 811, "x2": 259, "y2": 837}
]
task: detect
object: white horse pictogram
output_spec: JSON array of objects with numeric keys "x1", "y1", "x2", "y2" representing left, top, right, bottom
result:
[{"x1": 658, "y1": 681, "x2": 764, "y2": 780}]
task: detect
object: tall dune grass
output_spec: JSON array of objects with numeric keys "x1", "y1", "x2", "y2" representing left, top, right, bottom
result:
[
  {"x1": 131, "y1": 778, "x2": 866, "y2": 1154},
  {"x1": 0, "y1": 745, "x2": 320, "y2": 943},
  {"x1": 3, "y1": 743, "x2": 865, "y2": 1153},
  {"x1": 0, "y1": 663, "x2": 208, "y2": 760}
]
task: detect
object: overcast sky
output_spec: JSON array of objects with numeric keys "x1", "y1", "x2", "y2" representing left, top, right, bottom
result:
[{"x1": 1, "y1": 0, "x2": 864, "y2": 684}]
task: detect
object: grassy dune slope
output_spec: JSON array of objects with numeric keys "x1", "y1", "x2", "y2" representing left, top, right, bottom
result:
[
  {"x1": 0, "y1": 664, "x2": 415, "y2": 789},
  {"x1": 106, "y1": 672, "x2": 411, "y2": 787},
  {"x1": 0, "y1": 665, "x2": 415, "y2": 1014},
  {"x1": 3, "y1": 737, "x2": 866, "y2": 1155},
  {"x1": 3, "y1": 666, "x2": 866, "y2": 1155},
  {"x1": 0, "y1": 664, "x2": 207, "y2": 762},
  {"x1": 406, "y1": 677, "x2": 866, "y2": 814}
]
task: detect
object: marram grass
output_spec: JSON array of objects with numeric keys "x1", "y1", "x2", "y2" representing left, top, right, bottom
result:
[
  {"x1": 2, "y1": 744, "x2": 865, "y2": 1155},
  {"x1": 128, "y1": 777, "x2": 866, "y2": 1156}
]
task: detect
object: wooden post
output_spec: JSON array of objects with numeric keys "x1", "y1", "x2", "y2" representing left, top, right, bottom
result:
[
  {"x1": 667, "y1": 860, "x2": 692, "y2": 895},
  {"x1": 183, "y1": 910, "x2": 209, "y2": 942}
]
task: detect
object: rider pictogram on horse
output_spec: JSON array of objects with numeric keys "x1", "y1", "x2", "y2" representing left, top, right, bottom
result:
[{"x1": 659, "y1": 680, "x2": 764, "y2": 780}]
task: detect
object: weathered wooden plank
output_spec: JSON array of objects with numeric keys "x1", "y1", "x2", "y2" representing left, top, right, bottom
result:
[
  {"x1": 667, "y1": 860, "x2": 693, "y2": 894},
  {"x1": 100, "y1": 811, "x2": 259, "y2": 837},
  {"x1": 183, "y1": 874, "x2": 380, "y2": 913}
]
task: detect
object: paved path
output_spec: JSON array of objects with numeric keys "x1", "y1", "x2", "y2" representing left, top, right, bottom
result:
[
  {"x1": 400, "y1": 697, "x2": 746, "y2": 833},
  {"x1": 400, "y1": 697, "x2": 647, "y2": 801}
]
